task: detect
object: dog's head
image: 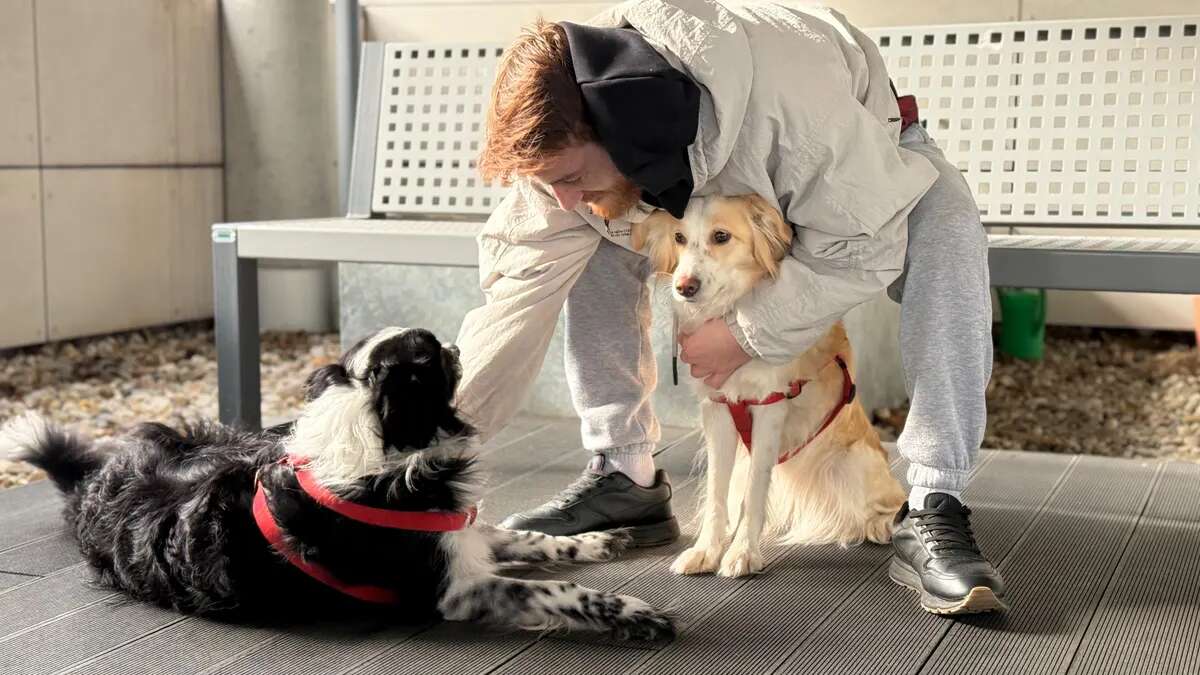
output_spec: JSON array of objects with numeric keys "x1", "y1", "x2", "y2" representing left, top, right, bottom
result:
[
  {"x1": 632, "y1": 194, "x2": 792, "y2": 309},
  {"x1": 291, "y1": 327, "x2": 471, "y2": 484}
]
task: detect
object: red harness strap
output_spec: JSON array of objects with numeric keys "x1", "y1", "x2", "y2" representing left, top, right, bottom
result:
[
  {"x1": 287, "y1": 455, "x2": 478, "y2": 531},
  {"x1": 711, "y1": 356, "x2": 857, "y2": 465},
  {"x1": 897, "y1": 94, "x2": 919, "y2": 131},
  {"x1": 251, "y1": 455, "x2": 478, "y2": 605},
  {"x1": 890, "y1": 78, "x2": 921, "y2": 132}
]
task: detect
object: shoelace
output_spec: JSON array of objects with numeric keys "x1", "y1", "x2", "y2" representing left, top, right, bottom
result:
[
  {"x1": 554, "y1": 471, "x2": 606, "y2": 507},
  {"x1": 910, "y1": 505, "x2": 982, "y2": 556}
]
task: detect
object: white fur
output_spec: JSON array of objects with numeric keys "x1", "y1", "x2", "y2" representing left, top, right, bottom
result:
[
  {"x1": 659, "y1": 196, "x2": 905, "y2": 578},
  {"x1": 294, "y1": 325, "x2": 466, "y2": 487},
  {"x1": 438, "y1": 526, "x2": 666, "y2": 635},
  {"x1": 0, "y1": 412, "x2": 52, "y2": 460},
  {"x1": 285, "y1": 384, "x2": 388, "y2": 487},
  {"x1": 283, "y1": 326, "x2": 672, "y2": 638},
  {"x1": 670, "y1": 399, "x2": 737, "y2": 575},
  {"x1": 347, "y1": 326, "x2": 408, "y2": 377},
  {"x1": 672, "y1": 201, "x2": 758, "y2": 332},
  {"x1": 401, "y1": 433, "x2": 480, "y2": 502},
  {"x1": 438, "y1": 527, "x2": 497, "y2": 616}
]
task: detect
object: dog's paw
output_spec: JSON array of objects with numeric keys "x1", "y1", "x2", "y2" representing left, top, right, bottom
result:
[
  {"x1": 609, "y1": 596, "x2": 676, "y2": 643},
  {"x1": 864, "y1": 512, "x2": 896, "y2": 545},
  {"x1": 717, "y1": 546, "x2": 763, "y2": 578},
  {"x1": 670, "y1": 545, "x2": 723, "y2": 575},
  {"x1": 571, "y1": 530, "x2": 632, "y2": 562}
]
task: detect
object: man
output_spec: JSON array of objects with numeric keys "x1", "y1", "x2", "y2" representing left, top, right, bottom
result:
[{"x1": 455, "y1": 0, "x2": 1005, "y2": 614}]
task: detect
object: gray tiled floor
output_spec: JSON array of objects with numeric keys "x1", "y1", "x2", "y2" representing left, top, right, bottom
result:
[{"x1": 1, "y1": 415, "x2": 1197, "y2": 675}]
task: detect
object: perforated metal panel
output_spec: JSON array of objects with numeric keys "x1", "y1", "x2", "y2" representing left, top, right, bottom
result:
[
  {"x1": 869, "y1": 17, "x2": 1200, "y2": 226},
  {"x1": 368, "y1": 21, "x2": 1200, "y2": 225},
  {"x1": 371, "y1": 42, "x2": 509, "y2": 216}
]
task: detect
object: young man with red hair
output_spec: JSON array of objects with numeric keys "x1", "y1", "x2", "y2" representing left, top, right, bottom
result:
[{"x1": 455, "y1": 1, "x2": 1005, "y2": 614}]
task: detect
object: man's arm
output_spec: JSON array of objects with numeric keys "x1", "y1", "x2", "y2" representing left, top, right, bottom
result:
[
  {"x1": 724, "y1": 210, "x2": 911, "y2": 365},
  {"x1": 455, "y1": 180, "x2": 600, "y2": 443}
]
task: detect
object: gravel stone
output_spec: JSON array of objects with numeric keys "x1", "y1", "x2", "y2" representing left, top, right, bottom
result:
[
  {"x1": 3, "y1": 323, "x2": 1196, "y2": 489},
  {"x1": 874, "y1": 327, "x2": 1200, "y2": 463},
  {"x1": 1, "y1": 322, "x2": 339, "y2": 488}
]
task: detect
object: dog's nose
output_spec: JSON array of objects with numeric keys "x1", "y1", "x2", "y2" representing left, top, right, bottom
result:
[{"x1": 675, "y1": 276, "x2": 701, "y2": 298}]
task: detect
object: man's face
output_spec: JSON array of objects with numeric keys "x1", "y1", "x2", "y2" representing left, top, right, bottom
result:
[{"x1": 531, "y1": 142, "x2": 641, "y2": 220}]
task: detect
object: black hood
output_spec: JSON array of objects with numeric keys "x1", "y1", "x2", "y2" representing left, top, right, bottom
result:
[{"x1": 560, "y1": 21, "x2": 700, "y2": 219}]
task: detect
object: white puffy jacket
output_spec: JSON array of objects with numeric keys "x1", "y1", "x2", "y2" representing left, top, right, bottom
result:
[{"x1": 456, "y1": 0, "x2": 939, "y2": 440}]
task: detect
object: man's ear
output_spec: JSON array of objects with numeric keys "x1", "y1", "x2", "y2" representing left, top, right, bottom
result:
[
  {"x1": 631, "y1": 211, "x2": 680, "y2": 274},
  {"x1": 738, "y1": 194, "x2": 793, "y2": 279}
]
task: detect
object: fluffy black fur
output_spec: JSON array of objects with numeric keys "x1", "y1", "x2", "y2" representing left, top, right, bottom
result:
[
  {"x1": 8, "y1": 327, "x2": 675, "y2": 640},
  {"x1": 17, "y1": 328, "x2": 474, "y2": 620}
]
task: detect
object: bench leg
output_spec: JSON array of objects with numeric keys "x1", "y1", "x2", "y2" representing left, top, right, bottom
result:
[{"x1": 212, "y1": 230, "x2": 261, "y2": 430}]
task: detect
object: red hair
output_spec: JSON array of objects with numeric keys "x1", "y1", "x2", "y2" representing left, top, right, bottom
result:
[{"x1": 478, "y1": 20, "x2": 594, "y2": 183}]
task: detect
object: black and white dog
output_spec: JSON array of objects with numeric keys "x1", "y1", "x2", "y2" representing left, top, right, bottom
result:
[{"x1": 1, "y1": 327, "x2": 673, "y2": 640}]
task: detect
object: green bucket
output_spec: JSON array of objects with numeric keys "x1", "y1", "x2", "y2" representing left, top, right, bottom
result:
[{"x1": 997, "y1": 287, "x2": 1046, "y2": 361}]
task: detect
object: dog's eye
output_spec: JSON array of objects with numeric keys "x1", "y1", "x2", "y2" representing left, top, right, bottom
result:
[
  {"x1": 674, "y1": 232, "x2": 686, "y2": 245},
  {"x1": 712, "y1": 230, "x2": 731, "y2": 244}
]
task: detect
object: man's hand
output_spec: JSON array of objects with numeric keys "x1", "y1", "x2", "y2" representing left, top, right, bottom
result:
[{"x1": 678, "y1": 317, "x2": 752, "y2": 389}]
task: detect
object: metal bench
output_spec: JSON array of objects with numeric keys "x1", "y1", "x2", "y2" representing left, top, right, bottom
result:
[
  {"x1": 868, "y1": 16, "x2": 1200, "y2": 290},
  {"x1": 213, "y1": 15, "x2": 1200, "y2": 429}
]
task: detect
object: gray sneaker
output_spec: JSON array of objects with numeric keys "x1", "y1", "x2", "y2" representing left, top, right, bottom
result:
[
  {"x1": 889, "y1": 493, "x2": 1008, "y2": 614},
  {"x1": 499, "y1": 459, "x2": 680, "y2": 548}
]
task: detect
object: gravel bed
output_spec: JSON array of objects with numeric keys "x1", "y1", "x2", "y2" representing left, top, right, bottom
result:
[
  {"x1": 3, "y1": 323, "x2": 1197, "y2": 489},
  {"x1": 1, "y1": 322, "x2": 340, "y2": 489},
  {"x1": 874, "y1": 327, "x2": 1200, "y2": 462}
]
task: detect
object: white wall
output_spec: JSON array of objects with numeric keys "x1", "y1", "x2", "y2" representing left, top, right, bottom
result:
[
  {"x1": 0, "y1": 0, "x2": 223, "y2": 349},
  {"x1": 220, "y1": 0, "x2": 340, "y2": 331}
]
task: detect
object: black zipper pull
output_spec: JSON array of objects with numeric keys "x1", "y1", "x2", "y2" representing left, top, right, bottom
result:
[{"x1": 671, "y1": 313, "x2": 680, "y2": 386}]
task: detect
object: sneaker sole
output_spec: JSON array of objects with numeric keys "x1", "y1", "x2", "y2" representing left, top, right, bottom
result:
[
  {"x1": 888, "y1": 557, "x2": 1008, "y2": 615},
  {"x1": 617, "y1": 517, "x2": 681, "y2": 548}
]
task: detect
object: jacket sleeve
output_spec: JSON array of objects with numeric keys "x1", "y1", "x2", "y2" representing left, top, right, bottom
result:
[
  {"x1": 454, "y1": 180, "x2": 600, "y2": 442},
  {"x1": 725, "y1": 184, "x2": 918, "y2": 365},
  {"x1": 725, "y1": 56, "x2": 938, "y2": 364}
]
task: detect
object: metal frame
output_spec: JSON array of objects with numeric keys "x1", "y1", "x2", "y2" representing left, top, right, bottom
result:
[
  {"x1": 347, "y1": 42, "x2": 385, "y2": 219},
  {"x1": 212, "y1": 227, "x2": 261, "y2": 429},
  {"x1": 232, "y1": 219, "x2": 481, "y2": 265},
  {"x1": 988, "y1": 235, "x2": 1200, "y2": 293},
  {"x1": 335, "y1": 0, "x2": 361, "y2": 215}
]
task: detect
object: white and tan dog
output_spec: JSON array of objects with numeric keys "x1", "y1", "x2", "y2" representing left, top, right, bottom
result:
[{"x1": 633, "y1": 195, "x2": 905, "y2": 578}]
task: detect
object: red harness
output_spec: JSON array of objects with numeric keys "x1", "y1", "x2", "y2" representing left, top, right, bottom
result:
[
  {"x1": 710, "y1": 356, "x2": 857, "y2": 465},
  {"x1": 890, "y1": 78, "x2": 921, "y2": 132},
  {"x1": 897, "y1": 94, "x2": 919, "y2": 131},
  {"x1": 252, "y1": 454, "x2": 477, "y2": 604}
]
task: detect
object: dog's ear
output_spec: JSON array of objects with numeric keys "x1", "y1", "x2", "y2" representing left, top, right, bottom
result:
[
  {"x1": 739, "y1": 194, "x2": 793, "y2": 279},
  {"x1": 631, "y1": 210, "x2": 680, "y2": 274},
  {"x1": 303, "y1": 363, "x2": 350, "y2": 402}
]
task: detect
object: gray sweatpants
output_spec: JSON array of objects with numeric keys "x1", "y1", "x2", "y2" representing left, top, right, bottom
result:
[{"x1": 565, "y1": 123, "x2": 992, "y2": 492}]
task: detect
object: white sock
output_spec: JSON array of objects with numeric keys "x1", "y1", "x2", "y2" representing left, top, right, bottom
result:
[
  {"x1": 909, "y1": 485, "x2": 963, "y2": 510},
  {"x1": 589, "y1": 453, "x2": 656, "y2": 488}
]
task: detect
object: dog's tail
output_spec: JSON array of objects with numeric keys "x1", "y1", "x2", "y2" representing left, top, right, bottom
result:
[{"x1": 0, "y1": 413, "x2": 103, "y2": 493}]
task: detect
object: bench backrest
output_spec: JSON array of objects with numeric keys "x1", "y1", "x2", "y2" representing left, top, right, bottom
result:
[
  {"x1": 350, "y1": 42, "x2": 510, "y2": 220},
  {"x1": 350, "y1": 15, "x2": 1200, "y2": 228},
  {"x1": 869, "y1": 16, "x2": 1199, "y2": 228}
]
